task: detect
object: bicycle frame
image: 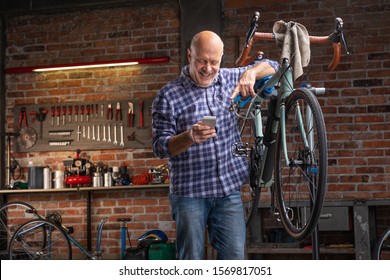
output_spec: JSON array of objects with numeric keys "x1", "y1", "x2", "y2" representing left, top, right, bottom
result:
[{"x1": 237, "y1": 58, "x2": 300, "y2": 188}]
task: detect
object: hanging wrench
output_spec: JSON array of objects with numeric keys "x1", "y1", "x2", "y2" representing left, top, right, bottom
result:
[
  {"x1": 97, "y1": 124, "x2": 100, "y2": 141},
  {"x1": 107, "y1": 124, "x2": 111, "y2": 142},
  {"x1": 92, "y1": 124, "x2": 95, "y2": 140},
  {"x1": 120, "y1": 123, "x2": 124, "y2": 147},
  {"x1": 103, "y1": 124, "x2": 106, "y2": 141},
  {"x1": 113, "y1": 124, "x2": 118, "y2": 145}
]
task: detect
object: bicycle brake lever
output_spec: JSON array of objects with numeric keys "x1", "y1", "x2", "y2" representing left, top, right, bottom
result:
[
  {"x1": 246, "y1": 11, "x2": 260, "y2": 47},
  {"x1": 330, "y1": 17, "x2": 350, "y2": 54}
]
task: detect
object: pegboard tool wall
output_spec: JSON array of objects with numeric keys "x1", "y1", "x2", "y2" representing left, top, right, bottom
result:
[{"x1": 13, "y1": 98, "x2": 153, "y2": 152}]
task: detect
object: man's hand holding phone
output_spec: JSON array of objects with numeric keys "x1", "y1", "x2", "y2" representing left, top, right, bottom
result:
[{"x1": 190, "y1": 116, "x2": 217, "y2": 144}]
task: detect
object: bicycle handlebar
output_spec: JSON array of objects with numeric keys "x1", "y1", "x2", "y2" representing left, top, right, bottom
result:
[{"x1": 236, "y1": 14, "x2": 348, "y2": 71}]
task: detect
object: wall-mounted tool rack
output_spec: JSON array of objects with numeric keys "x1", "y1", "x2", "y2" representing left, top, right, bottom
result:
[{"x1": 13, "y1": 98, "x2": 153, "y2": 152}]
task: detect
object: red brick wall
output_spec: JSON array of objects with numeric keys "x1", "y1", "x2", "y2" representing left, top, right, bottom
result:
[
  {"x1": 3, "y1": 0, "x2": 390, "y2": 258},
  {"x1": 223, "y1": 0, "x2": 390, "y2": 202},
  {"x1": 4, "y1": 1, "x2": 179, "y2": 259}
]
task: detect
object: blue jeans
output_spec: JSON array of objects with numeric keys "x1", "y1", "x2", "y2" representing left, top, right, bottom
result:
[{"x1": 170, "y1": 191, "x2": 246, "y2": 260}]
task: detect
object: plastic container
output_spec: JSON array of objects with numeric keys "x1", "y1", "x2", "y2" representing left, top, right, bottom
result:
[{"x1": 148, "y1": 243, "x2": 176, "y2": 260}]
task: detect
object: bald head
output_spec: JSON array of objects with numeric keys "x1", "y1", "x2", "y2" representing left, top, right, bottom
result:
[
  {"x1": 190, "y1": 31, "x2": 224, "y2": 55},
  {"x1": 187, "y1": 31, "x2": 224, "y2": 87}
]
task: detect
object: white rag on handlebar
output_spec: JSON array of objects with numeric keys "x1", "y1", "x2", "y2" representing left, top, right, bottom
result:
[{"x1": 273, "y1": 20, "x2": 310, "y2": 81}]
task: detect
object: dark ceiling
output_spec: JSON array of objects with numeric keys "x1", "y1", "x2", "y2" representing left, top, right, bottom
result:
[{"x1": 0, "y1": 0, "x2": 168, "y2": 15}]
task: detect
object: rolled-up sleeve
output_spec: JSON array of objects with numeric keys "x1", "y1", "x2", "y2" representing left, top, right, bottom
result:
[{"x1": 152, "y1": 91, "x2": 175, "y2": 159}]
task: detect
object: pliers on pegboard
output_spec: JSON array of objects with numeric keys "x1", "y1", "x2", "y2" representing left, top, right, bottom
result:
[
  {"x1": 115, "y1": 102, "x2": 122, "y2": 121},
  {"x1": 107, "y1": 103, "x2": 113, "y2": 120},
  {"x1": 18, "y1": 107, "x2": 28, "y2": 128}
]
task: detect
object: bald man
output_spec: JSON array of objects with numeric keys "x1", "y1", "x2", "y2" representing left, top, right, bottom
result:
[{"x1": 152, "y1": 31, "x2": 278, "y2": 259}]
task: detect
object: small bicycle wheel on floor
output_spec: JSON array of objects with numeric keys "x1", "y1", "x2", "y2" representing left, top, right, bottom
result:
[
  {"x1": 274, "y1": 88, "x2": 327, "y2": 240},
  {"x1": 8, "y1": 219, "x2": 72, "y2": 260},
  {"x1": 0, "y1": 201, "x2": 41, "y2": 259},
  {"x1": 373, "y1": 227, "x2": 390, "y2": 260}
]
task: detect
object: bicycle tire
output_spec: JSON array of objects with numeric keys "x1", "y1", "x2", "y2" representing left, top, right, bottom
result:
[
  {"x1": 373, "y1": 226, "x2": 390, "y2": 260},
  {"x1": 0, "y1": 201, "x2": 41, "y2": 259},
  {"x1": 8, "y1": 218, "x2": 72, "y2": 260},
  {"x1": 274, "y1": 88, "x2": 327, "y2": 240}
]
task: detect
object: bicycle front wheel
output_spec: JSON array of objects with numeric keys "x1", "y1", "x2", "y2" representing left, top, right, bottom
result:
[
  {"x1": 0, "y1": 201, "x2": 41, "y2": 259},
  {"x1": 275, "y1": 88, "x2": 327, "y2": 240},
  {"x1": 373, "y1": 227, "x2": 390, "y2": 260},
  {"x1": 8, "y1": 219, "x2": 72, "y2": 260}
]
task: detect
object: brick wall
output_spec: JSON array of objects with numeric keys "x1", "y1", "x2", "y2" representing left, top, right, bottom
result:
[
  {"x1": 4, "y1": 0, "x2": 179, "y2": 259},
  {"x1": 222, "y1": 0, "x2": 390, "y2": 202},
  {"x1": 3, "y1": 0, "x2": 390, "y2": 258}
]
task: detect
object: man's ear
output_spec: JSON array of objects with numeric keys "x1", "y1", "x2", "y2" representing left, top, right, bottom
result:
[{"x1": 187, "y1": 48, "x2": 191, "y2": 63}]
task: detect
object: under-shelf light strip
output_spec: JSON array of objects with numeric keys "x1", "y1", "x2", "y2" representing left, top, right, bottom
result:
[{"x1": 5, "y1": 56, "x2": 170, "y2": 74}]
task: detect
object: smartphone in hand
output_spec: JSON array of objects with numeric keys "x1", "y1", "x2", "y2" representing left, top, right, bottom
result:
[{"x1": 201, "y1": 116, "x2": 216, "y2": 128}]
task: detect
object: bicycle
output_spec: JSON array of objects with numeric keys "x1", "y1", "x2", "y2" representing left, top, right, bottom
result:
[
  {"x1": 373, "y1": 226, "x2": 390, "y2": 260},
  {"x1": 233, "y1": 12, "x2": 348, "y2": 240},
  {"x1": 6, "y1": 202, "x2": 108, "y2": 260},
  {"x1": 0, "y1": 201, "x2": 42, "y2": 259}
]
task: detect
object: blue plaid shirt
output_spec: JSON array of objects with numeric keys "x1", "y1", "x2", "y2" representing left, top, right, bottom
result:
[{"x1": 152, "y1": 60, "x2": 278, "y2": 198}]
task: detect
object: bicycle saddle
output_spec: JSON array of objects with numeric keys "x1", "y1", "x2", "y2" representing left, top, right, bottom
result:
[{"x1": 137, "y1": 230, "x2": 168, "y2": 247}]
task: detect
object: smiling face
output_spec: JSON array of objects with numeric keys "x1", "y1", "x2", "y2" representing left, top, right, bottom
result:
[{"x1": 187, "y1": 31, "x2": 224, "y2": 88}]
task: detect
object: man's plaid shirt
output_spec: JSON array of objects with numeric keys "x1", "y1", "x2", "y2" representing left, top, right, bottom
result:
[{"x1": 152, "y1": 60, "x2": 278, "y2": 198}]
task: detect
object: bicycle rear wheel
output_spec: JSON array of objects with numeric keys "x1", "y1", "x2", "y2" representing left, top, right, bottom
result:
[
  {"x1": 0, "y1": 201, "x2": 41, "y2": 259},
  {"x1": 373, "y1": 227, "x2": 390, "y2": 260},
  {"x1": 275, "y1": 88, "x2": 327, "y2": 240},
  {"x1": 8, "y1": 219, "x2": 72, "y2": 260}
]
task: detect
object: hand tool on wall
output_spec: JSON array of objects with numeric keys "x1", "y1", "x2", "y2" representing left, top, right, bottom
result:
[
  {"x1": 77, "y1": 126, "x2": 81, "y2": 141},
  {"x1": 101, "y1": 104, "x2": 104, "y2": 118},
  {"x1": 97, "y1": 124, "x2": 100, "y2": 141},
  {"x1": 113, "y1": 124, "x2": 118, "y2": 145},
  {"x1": 95, "y1": 104, "x2": 99, "y2": 118},
  {"x1": 128, "y1": 131, "x2": 145, "y2": 145},
  {"x1": 127, "y1": 102, "x2": 134, "y2": 127},
  {"x1": 49, "y1": 140, "x2": 72, "y2": 146},
  {"x1": 86, "y1": 105, "x2": 90, "y2": 122},
  {"x1": 51, "y1": 107, "x2": 55, "y2": 126},
  {"x1": 92, "y1": 124, "x2": 95, "y2": 140},
  {"x1": 107, "y1": 124, "x2": 112, "y2": 142},
  {"x1": 17, "y1": 107, "x2": 37, "y2": 149},
  {"x1": 107, "y1": 103, "x2": 113, "y2": 120},
  {"x1": 62, "y1": 106, "x2": 66, "y2": 125},
  {"x1": 56, "y1": 106, "x2": 60, "y2": 126},
  {"x1": 29, "y1": 108, "x2": 48, "y2": 139},
  {"x1": 48, "y1": 130, "x2": 72, "y2": 136},
  {"x1": 115, "y1": 102, "x2": 122, "y2": 121},
  {"x1": 80, "y1": 105, "x2": 85, "y2": 122},
  {"x1": 18, "y1": 107, "x2": 28, "y2": 128},
  {"x1": 75, "y1": 105, "x2": 79, "y2": 122},
  {"x1": 120, "y1": 123, "x2": 124, "y2": 147},
  {"x1": 138, "y1": 100, "x2": 144, "y2": 128},
  {"x1": 68, "y1": 105, "x2": 72, "y2": 123},
  {"x1": 102, "y1": 124, "x2": 106, "y2": 141}
]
